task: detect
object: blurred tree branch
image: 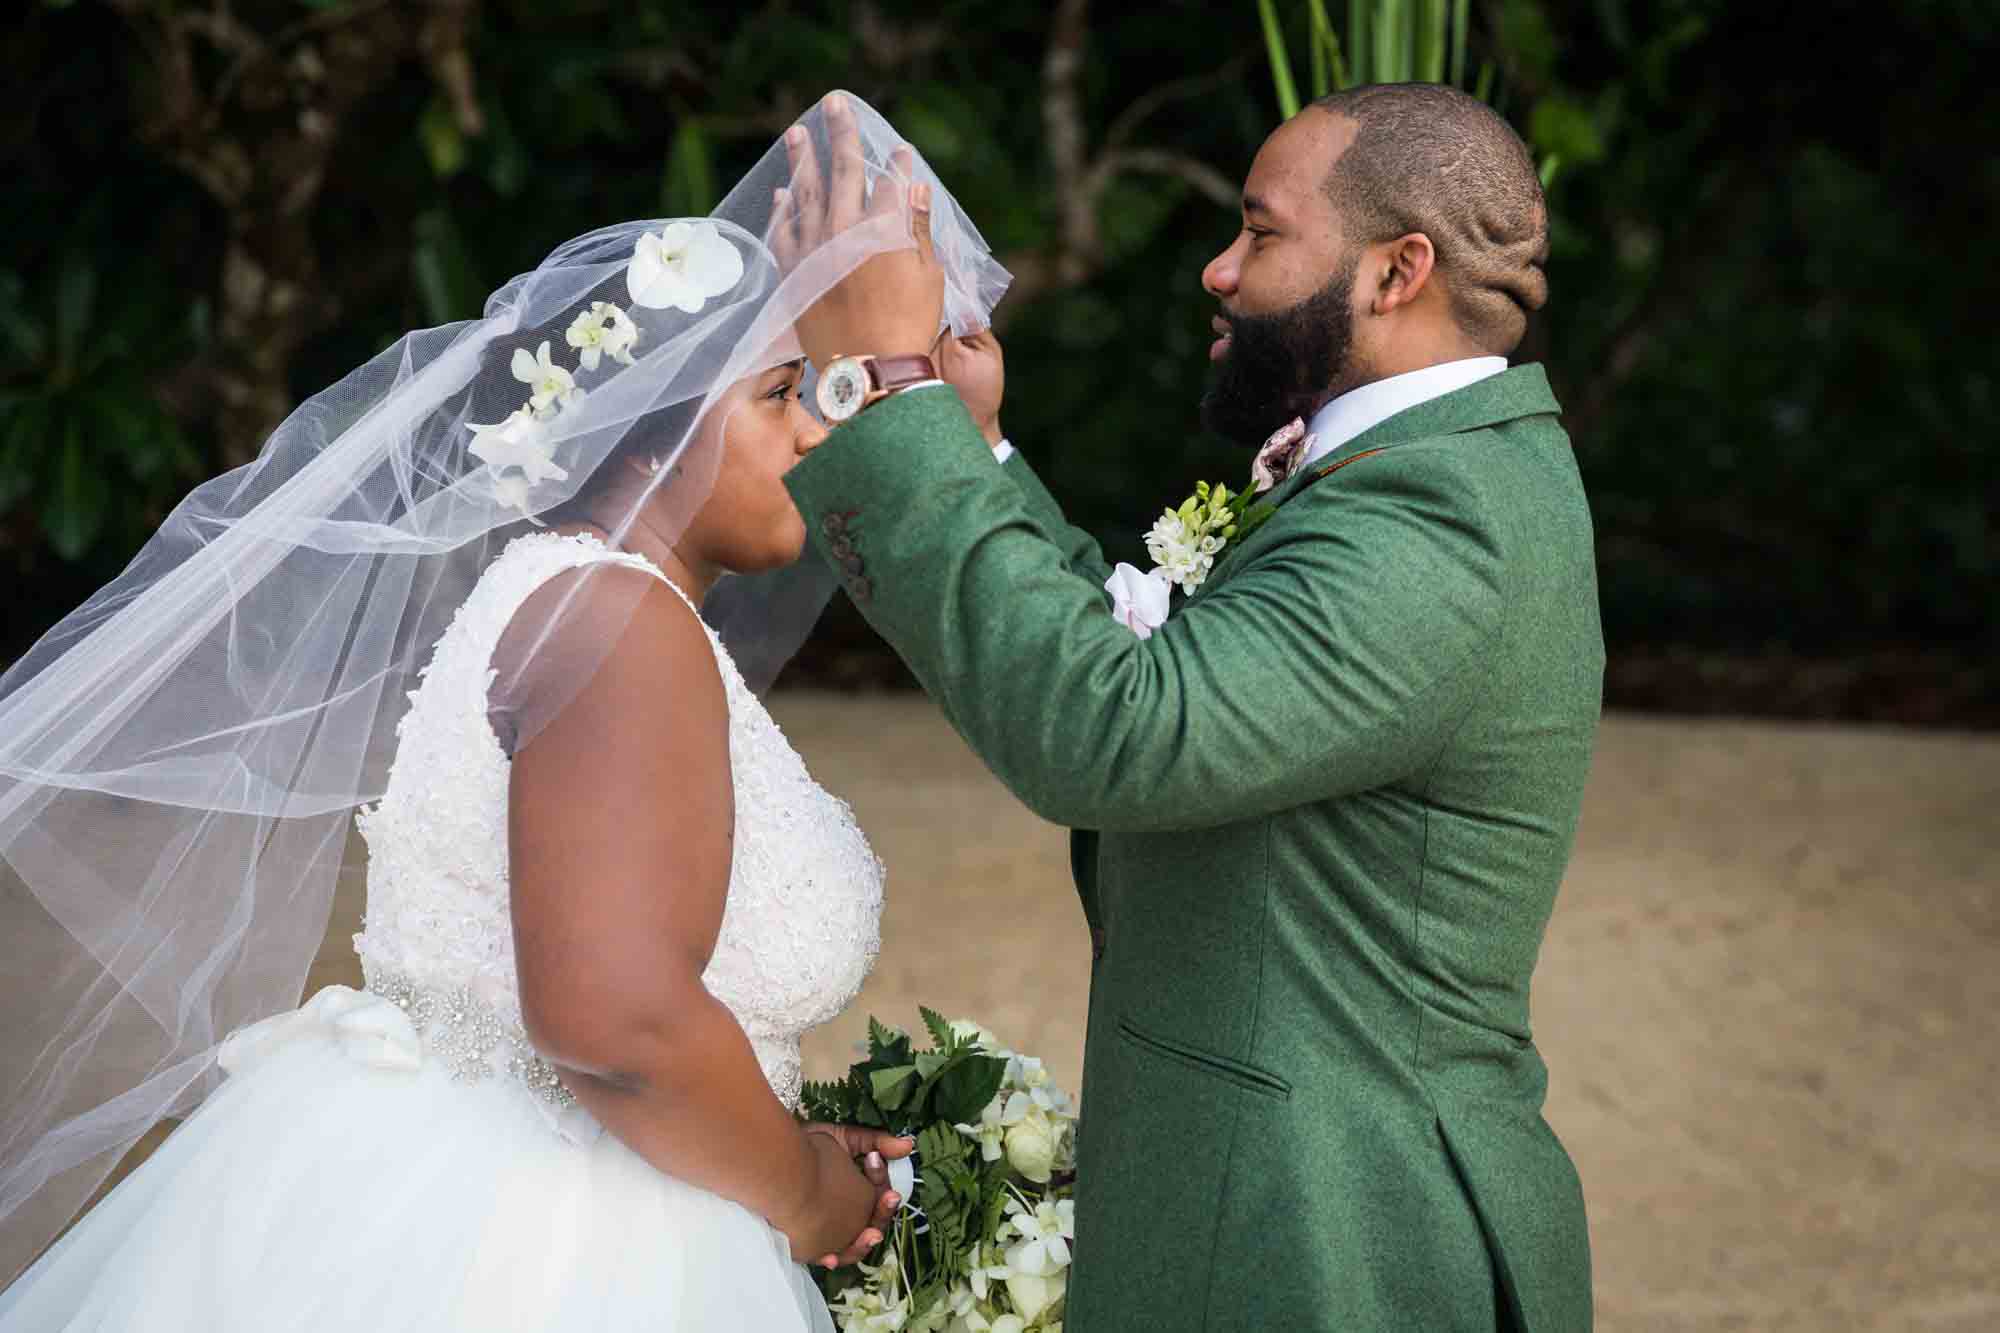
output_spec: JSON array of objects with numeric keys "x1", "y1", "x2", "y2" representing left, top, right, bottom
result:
[
  {"x1": 999, "y1": 0, "x2": 1241, "y2": 322},
  {"x1": 106, "y1": 0, "x2": 481, "y2": 468}
]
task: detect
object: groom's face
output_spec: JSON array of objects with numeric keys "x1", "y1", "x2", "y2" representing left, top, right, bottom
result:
[{"x1": 1200, "y1": 112, "x2": 1367, "y2": 448}]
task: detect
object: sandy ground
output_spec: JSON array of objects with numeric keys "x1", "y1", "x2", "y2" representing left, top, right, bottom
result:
[{"x1": 9, "y1": 697, "x2": 1998, "y2": 1329}]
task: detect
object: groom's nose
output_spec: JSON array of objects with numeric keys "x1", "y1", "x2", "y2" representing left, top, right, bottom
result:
[{"x1": 1203, "y1": 236, "x2": 1244, "y2": 300}]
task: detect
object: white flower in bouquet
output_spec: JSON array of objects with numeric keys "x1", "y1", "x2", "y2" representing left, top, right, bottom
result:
[
  {"x1": 1004, "y1": 1057, "x2": 1073, "y2": 1116},
  {"x1": 1002, "y1": 1103, "x2": 1061, "y2": 1184},
  {"x1": 1001, "y1": 1195, "x2": 1074, "y2": 1276},
  {"x1": 943, "y1": 1280, "x2": 1002, "y2": 1333},
  {"x1": 1005, "y1": 1268, "x2": 1066, "y2": 1326},
  {"x1": 966, "y1": 1240, "x2": 1014, "y2": 1304},
  {"x1": 948, "y1": 1018, "x2": 1008, "y2": 1056},
  {"x1": 955, "y1": 1093, "x2": 1010, "y2": 1164},
  {"x1": 830, "y1": 1249, "x2": 911, "y2": 1333}
]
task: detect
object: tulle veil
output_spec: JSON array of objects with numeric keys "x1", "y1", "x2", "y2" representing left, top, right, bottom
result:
[{"x1": 0, "y1": 90, "x2": 1008, "y2": 1283}]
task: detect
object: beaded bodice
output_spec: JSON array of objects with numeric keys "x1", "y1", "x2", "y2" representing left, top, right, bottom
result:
[{"x1": 353, "y1": 532, "x2": 883, "y2": 1119}]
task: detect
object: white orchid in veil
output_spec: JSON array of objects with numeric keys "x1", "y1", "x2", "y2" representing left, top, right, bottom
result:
[{"x1": 626, "y1": 220, "x2": 746, "y2": 313}]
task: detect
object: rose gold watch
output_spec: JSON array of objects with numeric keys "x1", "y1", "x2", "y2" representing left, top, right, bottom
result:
[{"x1": 815, "y1": 354, "x2": 937, "y2": 423}]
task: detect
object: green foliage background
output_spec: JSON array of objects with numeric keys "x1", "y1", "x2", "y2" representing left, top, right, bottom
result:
[{"x1": 4, "y1": 0, "x2": 1994, "y2": 722}]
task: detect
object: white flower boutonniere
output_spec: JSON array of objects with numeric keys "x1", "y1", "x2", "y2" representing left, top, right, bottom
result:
[
  {"x1": 1109, "y1": 428, "x2": 1306, "y2": 632},
  {"x1": 1104, "y1": 562, "x2": 1170, "y2": 639}
]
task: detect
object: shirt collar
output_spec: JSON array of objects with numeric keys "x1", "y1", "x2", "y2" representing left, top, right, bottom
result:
[{"x1": 1301, "y1": 356, "x2": 1509, "y2": 466}]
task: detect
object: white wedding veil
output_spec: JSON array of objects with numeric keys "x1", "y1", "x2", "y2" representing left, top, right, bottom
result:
[{"x1": 0, "y1": 90, "x2": 1008, "y2": 1283}]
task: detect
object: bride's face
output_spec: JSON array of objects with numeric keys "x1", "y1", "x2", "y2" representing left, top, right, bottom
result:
[{"x1": 681, "y1": 360, "x2": 827, "y2": 574}]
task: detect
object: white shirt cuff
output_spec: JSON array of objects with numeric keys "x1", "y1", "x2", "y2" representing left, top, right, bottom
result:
[{"x1": 991, "y1": 438, "x2": 1016, "y2": 464}]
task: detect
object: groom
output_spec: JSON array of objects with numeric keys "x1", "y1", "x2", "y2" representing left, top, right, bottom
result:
[{"x1": 786, "y1": 86, "x2": 1600, "y2": 1330}]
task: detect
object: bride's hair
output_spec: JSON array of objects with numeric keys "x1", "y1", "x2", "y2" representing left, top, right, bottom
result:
[{"x1": 0, "y1": 91, "x2": 1007, "y2": 1284}]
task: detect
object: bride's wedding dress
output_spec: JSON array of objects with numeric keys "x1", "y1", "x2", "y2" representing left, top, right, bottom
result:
[{"x1": 0, "y1": 531, "x2": 884, "y2": 1330}]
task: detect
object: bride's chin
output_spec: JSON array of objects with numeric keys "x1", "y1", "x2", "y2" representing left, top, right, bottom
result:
[{"x1": 720, "y1": 523, "x2": 808, "y2": 576}]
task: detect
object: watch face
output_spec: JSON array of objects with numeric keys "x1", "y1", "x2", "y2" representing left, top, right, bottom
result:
[{"x1": 816, "y1": 357, "x2": 869, "y2": 422}]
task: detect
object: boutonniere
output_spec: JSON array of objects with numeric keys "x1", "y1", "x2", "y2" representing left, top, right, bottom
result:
[{"x1": 1104, "y1": 418, "x2": 1315, "y2": 635}]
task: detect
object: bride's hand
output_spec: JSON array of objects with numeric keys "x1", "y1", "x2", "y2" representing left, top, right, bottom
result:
[
  {"x1": 934, "y1": 327, "x2": 1006, "y2": 446},
  {"x1": 780, "y1": 1131, "x2": 894, "y2": 1268},
  {"x1": 774, "y1": 92, "x2": 943, "y2": 369},
  {"x1": 802, "y1": 1123, "x2": 914, "y2": 1269}
]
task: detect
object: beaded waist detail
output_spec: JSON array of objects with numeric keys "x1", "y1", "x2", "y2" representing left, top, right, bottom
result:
[{"x1": 365, "y1": 967, "x2": 576, "y2": 1111}]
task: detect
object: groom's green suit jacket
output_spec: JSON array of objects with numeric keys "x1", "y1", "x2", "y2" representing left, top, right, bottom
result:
[{"x1": 786, "y1": 364, "x2": 1601, "y2": 1332}]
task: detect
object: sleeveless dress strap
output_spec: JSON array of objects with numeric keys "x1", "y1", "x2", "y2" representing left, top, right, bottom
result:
[{"x1": 452, "y1": 531, "x2": 719, "y2": 753}]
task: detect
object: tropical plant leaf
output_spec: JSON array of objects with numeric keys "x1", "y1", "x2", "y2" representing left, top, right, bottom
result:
[
  {"x1": 53, "y1": 255, "x2": 95, "y2": 371},
  {"x1": 934, "y1": 1053, "x2": 1007, "y2": 1127},
  {"x1": 661, "y1": 115, "x2": 716, "y2": 216},
  {"x1": 919, "y1": 1006, "x2": 956, "y2": 1052},
  {"x1": 870, "y1": 1063, "x2": 920, "y2": 1111},
  {"x1": 1256, "y1": 0, "x2": 1301, "y2": 118},
  {"x1": 45, "y1": 417, "x2": 108, "y2": 560}
]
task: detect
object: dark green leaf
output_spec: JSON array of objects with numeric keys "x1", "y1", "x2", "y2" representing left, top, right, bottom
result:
[
  {"x1": 934, "y1": 1054, "x2": 1007, "y2": 1126},
  {"x1": 0, "y1": 403, "x2": 47, "y2": 510},
  {"x1": 869, "y1": 1064, "x2": 920, "y2": 1110},
  {"x1": 661, "y1": 116, "x2": 717, "y2": 216},
  {"x1": 411, "y1": 209, "x2": 487, "y2": 326},
  {"x1": 45, "y1": 417, "x2": 109, "y2": 560},
  {"x1": 420, "y1": 100, "x2": 466, "y2": 178},
  {"x1": 1527, "y1": 94, "x2": 1606, "y2": 167},
  {"x1": 54, "y1": 255, "x2": 96, "y2": 371},
  {"x1": 0, "y1": 272, "x2": 46, "y2": 364}
]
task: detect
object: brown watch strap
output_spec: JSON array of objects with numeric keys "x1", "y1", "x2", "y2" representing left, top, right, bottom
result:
[{"x1": 868, "y1": 354, "x2": 937, "y2": 393}]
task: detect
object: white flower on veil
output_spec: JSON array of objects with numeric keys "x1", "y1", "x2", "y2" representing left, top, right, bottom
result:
[
  {"x1": 486, "y1": 472, "x2": 542, "y2": 524},
  {"x1": 626, "y1": 221, "x2": 745, "y2": 313},
  {"x1": 511, "y1": 341, "x2": 584, "y2": 416},
  {"x1": 564, "y1": 301, "x2": 640, "y2": 370},
  {"x1": 467, "y1": 406, "x2": 568, "y2": 484}
]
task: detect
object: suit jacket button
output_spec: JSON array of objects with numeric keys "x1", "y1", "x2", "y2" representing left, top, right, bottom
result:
[
  {"x1": 820, "y1": 514, "x2": 847, "y2": 538},
  {"x1": 828, "y1": 535, "x2": 855, "y2": 559},
  {"x1": 850, "y1": 576, "x2": 873, "y2": 603},
  {"x1": 840, "y1": 552, "x2": 865, "y2": 577}
]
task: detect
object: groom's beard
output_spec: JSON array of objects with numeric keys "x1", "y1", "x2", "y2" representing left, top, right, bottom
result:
[{"x1": 1200, "y1": 257, "x2": 1360, "y2": 450}]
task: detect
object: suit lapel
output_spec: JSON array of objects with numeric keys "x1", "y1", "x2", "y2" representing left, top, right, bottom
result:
[
  {"x1": 1261, "y1": 363, "x2": 1562, "y2": 511},
  {"x1": 1178, "y1": 364, "x2": 1562, "y2": 612}
]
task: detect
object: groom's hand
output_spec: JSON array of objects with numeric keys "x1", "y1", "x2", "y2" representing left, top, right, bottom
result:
[
  {"x1": 934, "y1": 327, "x2": 1006, "y2": 446},
  {"x1": 775, "y1": 92, "x2": 943, "y2": 369},
  {"x1": 803, "y1": 1122, "x2": 915, "y2": 1268}
]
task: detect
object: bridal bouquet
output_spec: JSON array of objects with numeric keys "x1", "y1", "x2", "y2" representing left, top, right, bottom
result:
[{"x1": 804, "y1": 1010, "x2": 1079, "y2": 1333}]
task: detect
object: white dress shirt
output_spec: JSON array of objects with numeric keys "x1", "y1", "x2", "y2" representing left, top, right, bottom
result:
[{"x1": 1300, "y1": 356, "x2": 1507, "y2": 467}]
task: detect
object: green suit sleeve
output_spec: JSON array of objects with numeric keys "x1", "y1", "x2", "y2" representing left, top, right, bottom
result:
[{"x1": 785, "y1": 389, "x2": 1506, "y2": 833}]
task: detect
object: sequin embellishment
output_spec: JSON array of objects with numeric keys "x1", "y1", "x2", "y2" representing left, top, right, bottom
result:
[{"x1": 368, "y1": 968, "x2": 576, "y2": 1110}]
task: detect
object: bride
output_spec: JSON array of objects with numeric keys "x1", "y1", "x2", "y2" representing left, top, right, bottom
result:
[{"x1": 0, "y1": 92, "x2": 1006, "y2": 1328}]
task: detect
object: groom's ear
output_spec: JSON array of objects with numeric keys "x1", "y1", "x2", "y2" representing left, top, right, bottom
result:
[{"x1": 1367, "y1": 232, "x2": 1438, "y2": 317}]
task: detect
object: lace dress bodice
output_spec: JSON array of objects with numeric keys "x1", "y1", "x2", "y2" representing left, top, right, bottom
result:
[{"x1": 352, "y1": 532, "x2": 883, "y2": 1118}]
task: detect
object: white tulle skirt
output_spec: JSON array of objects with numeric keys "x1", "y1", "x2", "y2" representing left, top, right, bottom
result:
[{"x1": 0, "y1": 988, "x2": 833, "y2": 1332}]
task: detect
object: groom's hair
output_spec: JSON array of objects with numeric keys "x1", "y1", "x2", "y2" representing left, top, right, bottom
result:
[{"x1": 1310, "y1": 83, "x2": 1549, "y2": 354}]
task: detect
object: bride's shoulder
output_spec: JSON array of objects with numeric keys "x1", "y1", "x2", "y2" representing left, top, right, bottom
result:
[{"x1": 489, "y1": 532, "x2": 726, "y2": 748}]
